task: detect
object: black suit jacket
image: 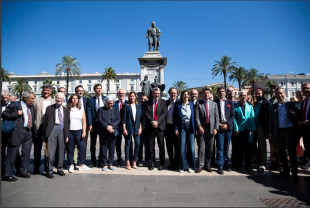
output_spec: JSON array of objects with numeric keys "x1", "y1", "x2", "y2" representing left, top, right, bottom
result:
[
  {"x1": 2, "y1": 101, "x2": 36, "y2": 146},
  {"x1": 257, "y1": 98, "x2": 271, "y2": 135},
  {"x1": 96, "y1": 107, "x2": 121, "y2": 136},
  {"x1": 297, "y1": 98, "x2": 310, "y2": 122},
  {"x1": 214, "y1": 98, "x2": 235, "y2": 131},
  {"x1": 86, "y1": 95, "x2": 106, "y2": 127},
  {"x1": 42, "y1": 104, "x2": 70, "y2": 139},
  {"x1": 145, "y1": 99, "x2": 167, "y2": 131}
]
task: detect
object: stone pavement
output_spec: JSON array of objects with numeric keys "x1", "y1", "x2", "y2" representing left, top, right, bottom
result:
[{"x1": 1, "y1": 136, "x2": 310, "y2": 207}]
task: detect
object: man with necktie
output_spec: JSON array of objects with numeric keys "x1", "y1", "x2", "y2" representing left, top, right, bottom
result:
[
  {"x1": 195, "y1": 87, "x2": 219, "y2": 173},
  {"x1": 145, "y1": 87, "x2": 168, "y2": 170},
  {"x1": 297, "y1": 83, "x2": 310, "y2": 181},
  {"x1": 42, "y1": 92, "x2": 70, "y2": 179},
  {"x1": 86, "y1": 84, "x2": 106, "y2": 168},
  {"x1": 2, "y1": 91, "x2": 36, "y2": 182}
]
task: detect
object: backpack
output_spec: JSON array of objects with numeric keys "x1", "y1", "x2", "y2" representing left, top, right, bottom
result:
[{"x1": 1, "y1": 101, "x2": 20, "y2": 134}]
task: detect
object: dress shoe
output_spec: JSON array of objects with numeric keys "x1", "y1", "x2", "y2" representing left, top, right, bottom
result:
[
  {"x1": 167, "y1": 164, "x2": 173, "y2": 170},
  {"x1": 223, "y1": 165, "x2": 231, "y2": 172},
  {"x1": 116, "y1": 161, "x2": 122, "y2": 167},
  {"x1": 204, "y1": 165, "x2": 212, "y2": 172},
  {"x1": 292, "y1": 174, "x2": 300, "y2": 181},
  {"x1": 196, "y1": 167, "x2": 204, "y2": 173},
  {"x1": 148, "y1": 164, "x2": 155, "y2": 170},
  {"x1": 217, "y1": 167, "x2": 224, "y2": 175},
  {"x1": 46, "y1": 173, "x2": 54, "y2": 179},
  {"x1": 158, "y1": 165, "x2": 164, "y2": 171},
  {"x1": 57, "y1": 171, "x2": 65, "y2": 176},
  {"x1": 3, "y1": 176, "x2": 18, "y2": 182},
  {"x1": 278, "y1": 171, "x2": 290, "y2": 177},
  {"x1": 33, "y1": 168, "x2": 40, "y2": 175},
  {"x1": 18, "y1": 173, "x2": 31, "y2": 178},
  {"x1": 301, "y1": 164, "x2": 309, "y2": 170}
]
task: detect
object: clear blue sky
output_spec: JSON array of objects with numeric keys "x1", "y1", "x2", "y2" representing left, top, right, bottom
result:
[{"x1": 2, "y1": 1, "x2": 310, "y2": 90}]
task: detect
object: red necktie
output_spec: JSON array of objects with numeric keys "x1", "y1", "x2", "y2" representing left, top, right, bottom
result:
[
  {"x1": 120, "y1": 100, "x2": 124, "y2": 120},
  {"x1": 303, "y1": 98, "x2": 308, "y2": 121},
  {"x1": 154, "y1": 101, "x2": 158, "y2": 121},
  {"x1": 205, "y1": 101, "x2": 210, "y2": 124},
  {"x1": 27, "y1": 106, "x2": 32, "y2": 128}
]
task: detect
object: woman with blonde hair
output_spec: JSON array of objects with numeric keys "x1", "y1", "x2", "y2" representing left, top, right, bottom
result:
[
  {"x1": 246, "y1": 94, "x2": 255, "y2": 106},
  {"x1": 123, "y1": 91, "x2": 143, "y2": 170}
]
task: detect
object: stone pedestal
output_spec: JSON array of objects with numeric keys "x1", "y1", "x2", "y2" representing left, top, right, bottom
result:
[{"x1": 138, "y1": 51, "x2": 167, "y2": 99}]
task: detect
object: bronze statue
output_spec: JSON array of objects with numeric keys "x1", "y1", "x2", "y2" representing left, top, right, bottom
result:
[
  {"x1": 140, "y1": 75, "x2": 152, "y2": 98},
  {"x1": 145, "y1": 22, "x2": 161, "y2": 51},
  {"x1": 151, "y1": 76, "x2": 165, "y2": 97}
]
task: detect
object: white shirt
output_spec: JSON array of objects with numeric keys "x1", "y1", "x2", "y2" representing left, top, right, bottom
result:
[
  {"x1": 166, "y1": 99, "x2": 176, "y2": 124},
  {"x1": 131, "y1": 104, "x2": 136, "y2": 122},
  {"x1": 21, "y1": 101, "x2": 31, "y2": 127},
  {"x1": 55, "y1": 105, "x2": 64, "y2": 124},
  {"x1": 192, "y1": 100, "x2": 197, "y2": 105},
  {"x1": 153, "y1": 99, "x2": 159, "y2": 120},
  {"x1": 219, "y1": 98, "x2": 227, "y2": 123},
  {"x1": 62, "y1": 100, "x2": 67, "y2": 107},
  {"x1": 79, "y1": 97, "x2": 84, "y2": 111},
  {"x1": 96, "y1": 96, "x2": 104, "y2": 112},
  {"x1": 118, "y1": 99, "x2": 125, "y2": 111},
  {"x1": 70, "y1": 108, "x2": 83, "y2": 130},
  {"x1": 2, "y1": 101, "x2": 10, "y2": 113},
  {"x1": 42, "y1": 97, "x2": 52, "y2": 123}
]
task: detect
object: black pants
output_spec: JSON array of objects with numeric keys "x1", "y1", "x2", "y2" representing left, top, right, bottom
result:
[
  {"x1": 231, "y1": 134, "x2": 237, "y2": 167},
  {"x1": 115, "y1": 130, "x2": 133, "y2": 163},
  {"x1": 138, "y1": 131, "x2": 150, "y2": 162},
  {"x1": 236, "y1": 129, "x2": 252, "y2": 168},
  {"x1": 90, "y1": 124, "x2": 102, "y2": 166},
  {"x1": 149, "y1": 128, "x2": 165, "y2": 166},
  {"x1": 301, "y1": 126, "x2": 310, "y2": 166},
  {"x1": 100, "y1": 133, "x2": 117, "y2": 166},
  {"x1": 33, "y1": 124, "x2": 46, "y2": 169},
  {"x1": 5, "y1": 129, "x2": 32, "y2": 177},
  {"x1": 2, "y1": 132, "x2": 21, "y2": 174},
  {"x1": 276, "y1": 127, "x2": 298, "y2": 174},
  {"x1": 164, "y1": 124, "x2": 179, "y2": 168}
]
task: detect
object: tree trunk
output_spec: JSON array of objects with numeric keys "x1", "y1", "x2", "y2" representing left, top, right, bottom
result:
[
  {"x1": 252, "y1": 82, "x2": 255, "y2": 95},
  {"x1": 223, "y1": 72, "x2": 227, "y2": 90},
  {"x1": 238, "y1": 80, "x2": 241, "y2": 92},
  {"x1": 107, "y1": 80, "x2": 109, "y2": 95},
  {"x1": 66, "y1": 71, "x2": 69, "y2": 100}
]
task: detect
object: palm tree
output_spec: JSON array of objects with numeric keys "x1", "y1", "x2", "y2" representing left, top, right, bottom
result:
[
  {"x1": 55, "y1": 55, "x2": 81, "y2": 99},
  {"x1": 210, "y1": 85, "x2": 219, "y2": 100},
  {"x1": 245, "y1": 68, "x2": 264, "y2": 94},
  {"x1": 101, "y1": 67, "x2": 117, "y2": 95},
  {"x1": 11, "y1": 78, "x2": 32, "y2": 100},
  {"x1": 83, "y1": 90, "x2": 91, "y2": 98},
  {"x1": 40, "y1": 79, "x2": 57, "y2": 98},
  {"x1": 172, "y1": 81, "x2": 188, "y2": 96},
  {"x1": 1, "y1": 67, "x2": 11, "y2": 89},
  {"x1": 228, "y1": 67, "x2": 246, "y2": 92},
  {"x1": 211, "y1": 55, "x2": 238, "y2": 90},
  {"x1": 264, "y1": 80, "x2": 278, "y2": 97}
]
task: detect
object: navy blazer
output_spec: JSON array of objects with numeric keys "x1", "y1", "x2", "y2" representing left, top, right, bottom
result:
[
  {"x1": 96, "y1": 107, "x2": 120, "y2": 136},
  {"x1": 122, "y1": 104, "x2": 143, "y2": 135},
  {"x1": 297, "y1": 98, "x2": 310, "y2": 122},
  {"x1": 214, "y1": 98, "x2": 235, "y2": 131},
  {"x1": 173, "y1": 102, "x2": 195, "y2": 134},
  {"x1": 113, "y1": 100, "x2": 128, "y2": 111},
  {"x1": 86, "y1": 95, "x2": 106, "y2": 126}
]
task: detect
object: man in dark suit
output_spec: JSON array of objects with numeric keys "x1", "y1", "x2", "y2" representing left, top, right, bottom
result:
[
  {"x1": 75, "y1": 85, "x2": 88, "y2": 165},
  {"x1": 86, "y1": 83, "x2": 106, "y2": 168},
  {"x1": 138, "y1": 95, "x2": 150, "y2": 166},
  {"x1": 189, "y1": 89, "x2": 199, "y2": 167},
  {"x1": 297, "y1": 83, "x2": 310, "y2": 181},
  {"x1": 165, "y1": 87, "x2": 180, "y2": 170},
  {"x1": 214, "y1": 87, "x2": 234, "y2": 174},
  {"x1": 254, "y1": 88, "x2": 279, "y2": 172},
  {"x1": 195, "y1": 87, "x2": 219, "y2": 173},
  {"x1": 3, "y1": 91, "x2": 36, "y2": 182},
  {"x1": 145, "y1": 87, "x2": 168, "y2": 170},
  {"x1": 269, "y1": 87, "x2": 299, "y2": 181},
  {"x1": 42, "y1": 92, "x2": 70, "y2": 179},
  {"x1": 113, "y1": 88, "x2": 131, "y2": 167}
]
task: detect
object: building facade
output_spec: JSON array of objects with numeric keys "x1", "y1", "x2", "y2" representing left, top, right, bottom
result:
[{"x1": 2, "y1": 71, "x2": 141, "y2": 98}]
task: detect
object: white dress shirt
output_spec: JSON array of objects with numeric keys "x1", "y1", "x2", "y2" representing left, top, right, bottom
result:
[
  {"x1": 2, "y1": 101, "x2": 10, "y2": 113},
  {"x1": 219, "y1": 98, "x2": 227, "y2": 123},
  {"x1": 55, "y1": 105, "x2": 64, "y2": 124},
  {"x1": 21, "y1": 101, "x2": 30, "y2": 127},
  {"x1": 131, "y1": 104, "x2": 136, "y2": 122},
  {"x1": 42, "y1": 97, "x2": 52, "y2": 123},
  {"x1": 96, "y1": 96, "x2": 104, "y2": 112},
  {"x1": 166, "y1": 99, "x2": 176, "y2": 124},
  {"x1": 79, "y1": 97, "x2": 84, "y2": 111}
]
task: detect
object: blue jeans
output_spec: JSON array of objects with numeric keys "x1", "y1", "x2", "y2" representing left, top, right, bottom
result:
[
  {"x1": 125, "y1": 134, "x2": 140, "y2": 161},
  {"x1": 67, "y1": 130, "x2": 86, "y2": 166},
  {"x1": 215, "y1": 129, "x2": 232, "y2": 168},
  {"x1": 179, "y1": 123, "x2": 196, "y2": 170}
]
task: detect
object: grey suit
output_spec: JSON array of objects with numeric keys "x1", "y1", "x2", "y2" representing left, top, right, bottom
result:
[{"x1": 195, "y1": 100, "x2": 219, "y2": 167}]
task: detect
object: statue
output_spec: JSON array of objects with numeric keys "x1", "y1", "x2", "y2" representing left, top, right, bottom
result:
[
  {"x1": 140, "y1": 75, "x2": 152, "y2": 98},
  {"x1": 145, "y1": 22, "x2": 161, "y2": 51},
  {"x1": 151, "y1": 76, "x2": 165, "y2": 97}
]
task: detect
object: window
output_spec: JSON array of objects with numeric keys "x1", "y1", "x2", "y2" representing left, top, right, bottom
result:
[
  {"x1": 131, "y1": 79, "x2": 134, "y2": 83},
  {"x1": 88, "y1": 86, "x2": 91, "y2": 91},
  {"x1": 88, "y1": 80, "x2": 91, "y2": 83},
  {"x1": 116, "y1": 79, "x2": 120, "y2": 83},
  {"x1": 57, "y1": 81, "x2": 60, "y2": 84},
  {"x1": 8, "y1": 87, "x2": 11, "y2": 91},
  {"x1": 281, "y1": 82, "x2": 284, "y2": 86},
  {"x1": 57, "y1": 87, "x2": 60, "y2": 91},
  {"x1": 34, "y1": 81, "x2": 37, "y2": 84},
  {"x1": 79, "y1": 80, "x2": 82, "y2": 84},
  {"x1": 292, "y1": 91, "x2": 295, "y2": 96},
  {"x1": 116, "y1": 86, "x2": 119, "y2": 92},
  {"x1": 9, "y1": 81, "x2": 11, "y2": 84},
  {"x1": 291, "y1": 82, "x2": 294, "y2": 87},
  {"x1": 131, "y1": 86, "x2": 134, "y2": 91},
  {"x1": 34, "y1": 87, "x2": 37, "y2": 92},
  {"x1": 98, "y1": 80, "x2": 101, "y2": 83}
]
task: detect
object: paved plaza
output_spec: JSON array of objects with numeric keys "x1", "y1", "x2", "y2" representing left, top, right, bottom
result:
[{"x1": 1, "y1": 138, "x2": 310, "y2": 207}]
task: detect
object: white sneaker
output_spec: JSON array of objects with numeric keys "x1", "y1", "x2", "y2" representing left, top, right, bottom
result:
[
  {"x1": 188, "y1": 168, "x2": 194, "y2": 173},
  {"x1": 258, "y1": 166, "x2": 265, "y2": 172},
  {"x1": 179, "y1": 169, "x2": 184, "y2": 173},
  {"x1": 68, "y1": 165, "x2": 74, "y2": 173},
  {"x1": 78, "y1": 165, "x2": 91, "y2": 171}
]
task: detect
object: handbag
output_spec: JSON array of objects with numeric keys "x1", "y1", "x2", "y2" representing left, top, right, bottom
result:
[{"x1": 1, "y1": 102, "x2": 20, "y2": 133}]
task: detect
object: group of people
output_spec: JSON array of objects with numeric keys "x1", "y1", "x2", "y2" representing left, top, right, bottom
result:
[{"x1": 1, "y1": 82, "x2": 310, "y2": 182}]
